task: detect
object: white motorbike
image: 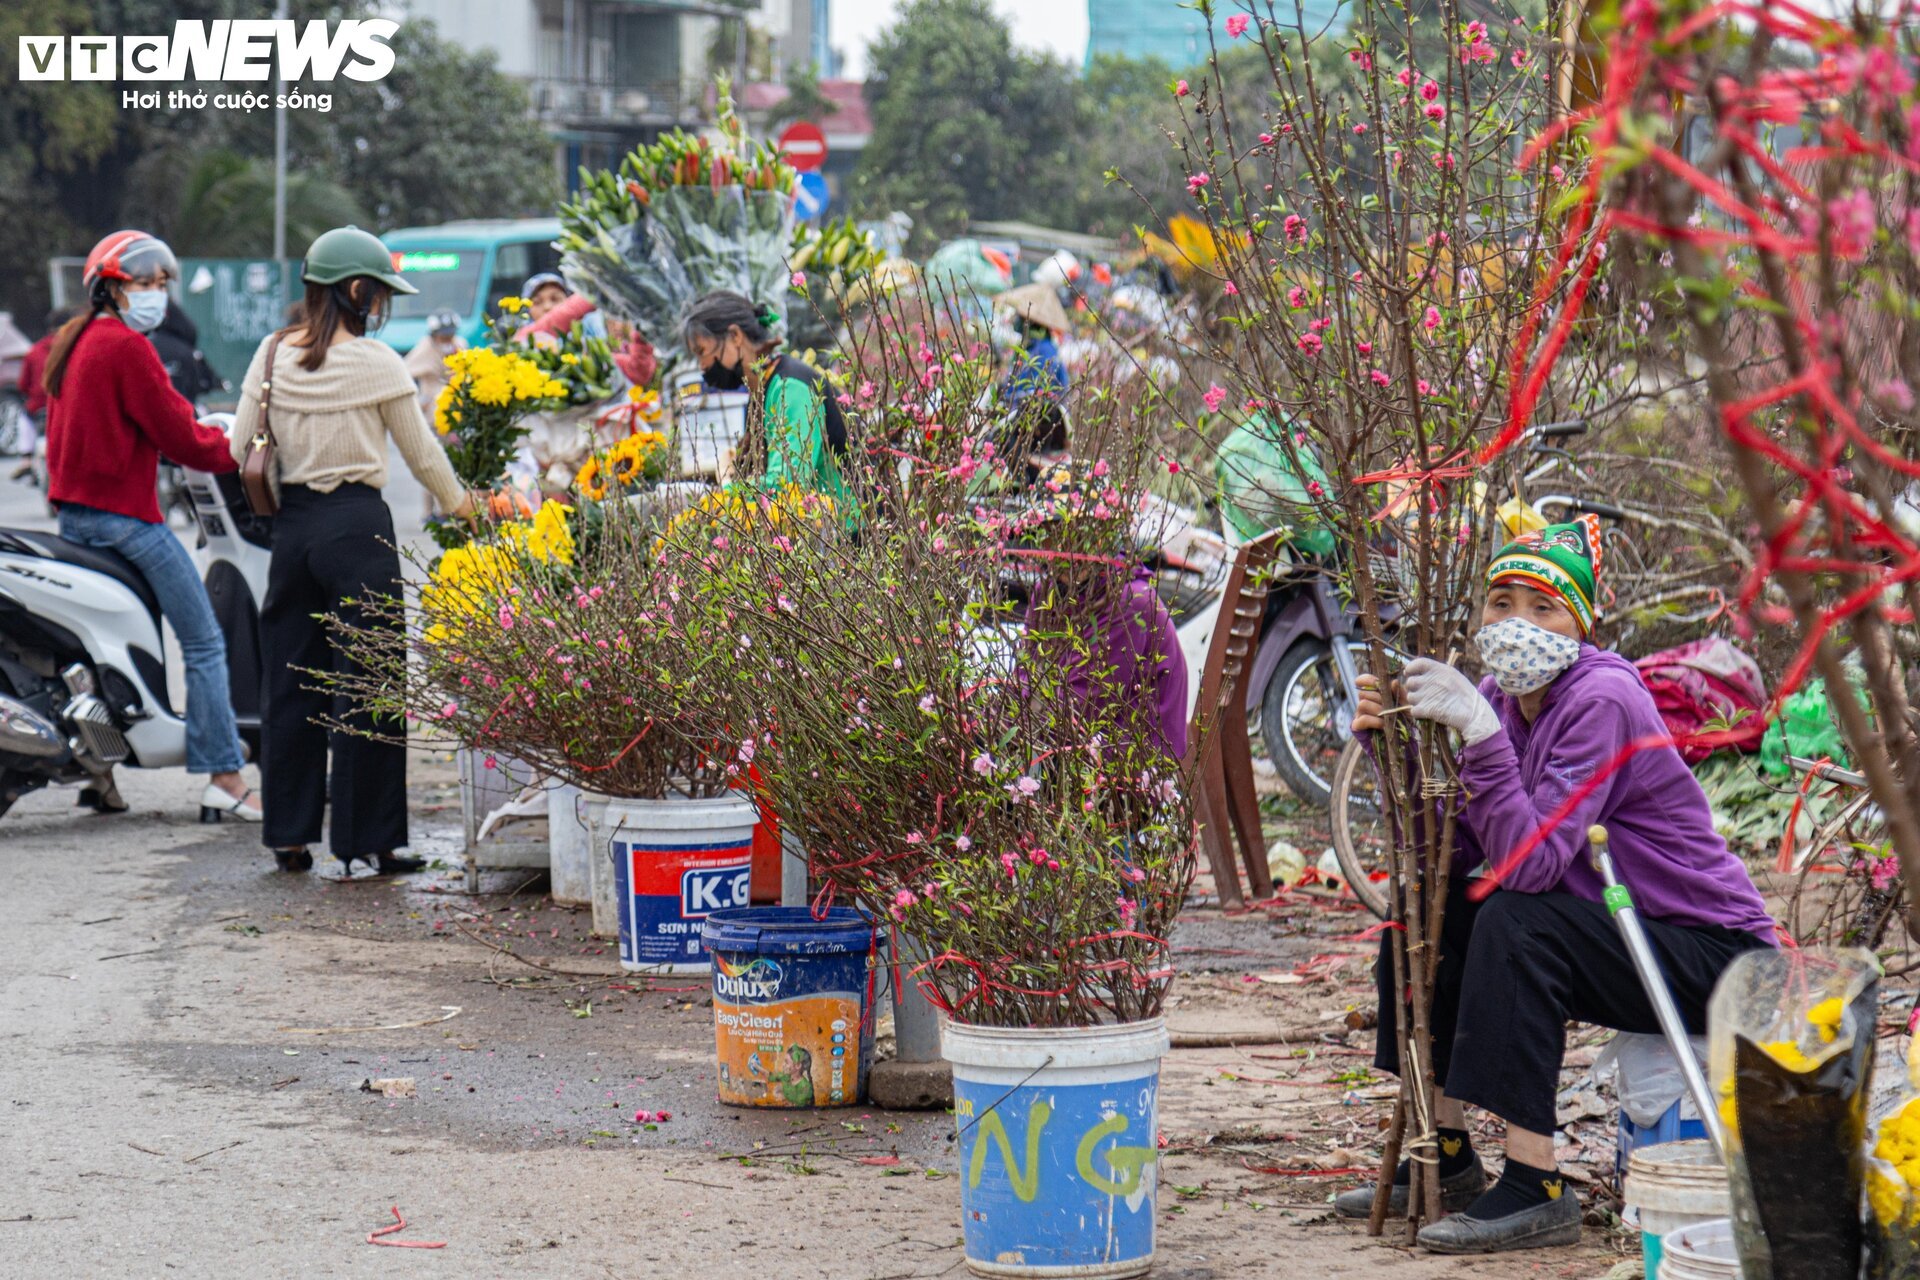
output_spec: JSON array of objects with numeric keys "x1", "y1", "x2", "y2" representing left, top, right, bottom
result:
[{"x1": 0, "y1": 414, "x2": 265, "y2": 821}]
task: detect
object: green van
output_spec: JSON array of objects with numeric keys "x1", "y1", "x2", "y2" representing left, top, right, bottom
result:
[{"x1": 375, "y1": 218, "x2": 564, "y2": 354}]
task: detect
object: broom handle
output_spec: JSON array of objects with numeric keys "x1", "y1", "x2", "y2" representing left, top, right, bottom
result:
[{"x1": 1588, "y1": 825, "x2": 1728, "y2": 1159}]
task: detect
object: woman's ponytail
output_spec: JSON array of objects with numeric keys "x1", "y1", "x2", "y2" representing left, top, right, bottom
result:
[{"x1": 42, "y1": 296, "x2": 109, "y2": 399}]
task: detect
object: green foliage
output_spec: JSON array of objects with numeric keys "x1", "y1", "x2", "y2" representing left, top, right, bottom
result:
[
  {"x1": 169, "y1": 149, "x2": 367, "y2": 257},
  {"x1": 295, "y1": 19, "x2": 559, "y2": 229},
  {"x1": 851, "y1": 0, "x2": 1080, "y2": 248},
  {"x1": 767, "y1": 63, "x2": 838, "y2": 133},
  {"x1": 1059, "y1": 54, "x2": 1184, "y2": 237}
]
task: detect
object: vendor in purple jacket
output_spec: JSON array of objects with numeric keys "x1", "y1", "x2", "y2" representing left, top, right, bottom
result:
[
  {"x1": 1061, "y1": 562, "x2": 1188, "y2": 758},
  {"x1": 1335, "y1": 516, "x2": 1775, "y2": 1255},
  {"x1": 1015, "y1": 469, "x2": 1188, "y2": 760}
]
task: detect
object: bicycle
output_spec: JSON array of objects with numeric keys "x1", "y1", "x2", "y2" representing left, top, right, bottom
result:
[
  {"x1": 1781, "y1": 755, "x2": 1913, "y2": 968},
  {"x1": 1511, "y1": 421, "x2": 1752, "y2": 641}
]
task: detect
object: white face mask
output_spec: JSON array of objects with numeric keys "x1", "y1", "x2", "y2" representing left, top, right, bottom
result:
[
  {"x1": 1475, "y1": 617, "x2": 1581, "y2": 696},
  {"x1": 122, "y1": 289, "x2": 168, "y2": 333}
]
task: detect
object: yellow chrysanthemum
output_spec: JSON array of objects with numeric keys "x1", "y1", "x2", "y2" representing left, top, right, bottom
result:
[
  {"x1": 469, "y1": 373, "x2": 512, "y2": 406},
  {"x1": 1807, "y1": 997, "x2": 1844, "y2": 1044},
  {"x1": 503, "y1": 501, "x2": 575, "y2": 566},
  {"x1": 497, "y1": 295, "x2": 528, "y2": 314},
  {"x1": 421, "y1": 542, "x2": 518, "y2": 639},
  {"x1": 655, "y1": 483, "x2": 828, "y2": 552},
  {"x1": 1869, "y1": 1097, "x2": 1920, "y2": 1225}
]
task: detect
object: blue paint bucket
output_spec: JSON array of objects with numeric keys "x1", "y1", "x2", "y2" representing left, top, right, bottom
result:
[
  {"x1": 943, "y1": 1019, "x2": 1169, "y2": 1279},
  {"x1": 701, "y1": 906, "x2": 881, "y2": 1108},
  {"x1": 584, "y1": 794, "x2": 758, "y2": 974}
]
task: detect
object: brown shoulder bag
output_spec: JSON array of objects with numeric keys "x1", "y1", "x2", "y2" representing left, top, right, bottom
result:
[{"x1": 239, "y1": 333, "x2": 284, "y2": 517}]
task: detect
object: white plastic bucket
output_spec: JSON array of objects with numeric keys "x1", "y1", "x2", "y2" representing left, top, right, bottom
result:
[
  {"x1": 583, "y1": 793, "x2": 756, "y2": 974},
  {"x1": 547, "y1": 783, "x2": 591, "y2": 908},
  {"x1": 1626, "y1": 1141, "x2": 1731, "y2": 1280},
  {"x1": 1658, "y1": 1218, "x2": 1741, "y2": 1280},
  {"x1": 942, "y1": 1019, "x2": 1170, "y2": 1279}
]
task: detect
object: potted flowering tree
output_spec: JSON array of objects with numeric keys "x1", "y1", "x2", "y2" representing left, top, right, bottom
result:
[
  {"x1": 667, "y1": 307, "x2": 1199, "y2": 1275},
  {"x1": 1143, "y1": 0, "x2": 1640, "y2": 1235},
  {"x1": 328, "y1": 494, "x2": 759, "y2": 974}
]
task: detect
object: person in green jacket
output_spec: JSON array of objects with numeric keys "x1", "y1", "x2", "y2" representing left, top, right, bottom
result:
[
  {"x1": 1215, "y1": 410, "x2": 1335, "y2": 557},
  {"x1": 681, "y1": 291, "x2": 851, "y2": 510}
]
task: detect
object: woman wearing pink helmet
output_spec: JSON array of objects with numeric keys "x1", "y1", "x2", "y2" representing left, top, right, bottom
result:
[{"x1": 40, "y1": 230, "x2": 259, "y2": 822}]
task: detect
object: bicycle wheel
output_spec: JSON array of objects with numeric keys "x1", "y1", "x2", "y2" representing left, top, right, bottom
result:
[
  {"x1": 1786, "y1": 792, "x2": 1910, "y2": 960},
  {"x1": 1330, "y1": 738, "x2": 1392, "y2": 919},
  {"x1": 1259, "y1": 637, "x2": 1369, "y2": 810}
]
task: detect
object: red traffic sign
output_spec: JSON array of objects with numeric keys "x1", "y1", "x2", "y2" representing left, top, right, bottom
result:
[{"x1": 777, "y1": 121, "x2": 828, "y2": 172}]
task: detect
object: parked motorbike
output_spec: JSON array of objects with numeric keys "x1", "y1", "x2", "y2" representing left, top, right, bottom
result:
[
  {"x1": 0, "y1": 414, "x2": 262, "y2": 821},
  {"x1": 1136, "y1": 492, "x2": 1398, "y2": 808}
]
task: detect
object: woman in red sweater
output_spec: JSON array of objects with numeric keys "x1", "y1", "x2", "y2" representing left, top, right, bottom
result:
[{"x1": 42, "y1": 230, "x2": 258, "y2": 822}]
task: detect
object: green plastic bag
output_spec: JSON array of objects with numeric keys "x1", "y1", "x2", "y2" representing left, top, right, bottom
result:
[
  {"x1": 1758, "y1": 678, "x2": 1856, "y2": 780},
  {"x1": 1215, "y1": 413, "x2": 1336, "y2": 557}
]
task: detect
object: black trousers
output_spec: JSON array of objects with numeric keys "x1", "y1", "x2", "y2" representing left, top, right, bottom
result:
[
  {"x1": 259, "y1": 483, "x2": 408, "y2": 857},
  {"x1": 1373, "y1": 884, "x2": 1771, "y2": 1135}
]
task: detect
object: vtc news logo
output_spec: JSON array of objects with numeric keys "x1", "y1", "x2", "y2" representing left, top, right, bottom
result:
[{"x1": 18, "y1": 20, "x2": 398, "y2": 82}]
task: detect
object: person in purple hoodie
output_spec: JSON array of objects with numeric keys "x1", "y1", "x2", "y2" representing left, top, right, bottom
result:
[
  {"x1": 1014, "y1": 466, "x2": 1188, "y2": 760},
  {"x1": 1057, "y1": 561, "x2": 1188, "y2": 759},
  {"x1": 1334, "y1": 516, "x2": 1776, "y2": 1253}
]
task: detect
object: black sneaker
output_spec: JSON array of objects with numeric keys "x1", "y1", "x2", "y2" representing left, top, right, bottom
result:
[
  {"x1": 1333, "y1": 1159, "x2": 1488, "y2": 1219},
  {"x1": 1414, "y1": 1191, "x2": 1581, "y2": 1253}
]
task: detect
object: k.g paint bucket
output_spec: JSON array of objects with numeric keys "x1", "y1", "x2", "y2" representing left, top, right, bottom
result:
[
  {"x1": 583, "y1": 793, "x2": 757, "y2": 974},
  {"x1": 701, "y1": 907, "x2": 880, "y2": 1108},
  {"x1": 942, "y1": 1019, "x2": 1169, "y2": 1279}
]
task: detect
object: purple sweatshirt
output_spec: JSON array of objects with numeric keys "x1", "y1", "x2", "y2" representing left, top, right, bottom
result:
[
  {"x1": 1055, "y1": 567, "x2": 1190, "y2": 758},
  {"x1": 1455, "y1": 646, "x2": 1777, "y2": 942}
]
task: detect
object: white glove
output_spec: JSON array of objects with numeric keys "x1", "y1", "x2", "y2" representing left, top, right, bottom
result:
[{"x1": 1403, "y1": 658, "x2": 1501, "y2": 746}]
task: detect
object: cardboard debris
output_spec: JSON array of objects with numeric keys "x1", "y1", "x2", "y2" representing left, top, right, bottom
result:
[{"x1": 363, "y1": 1077, "x2": 418, "y2": 1099}]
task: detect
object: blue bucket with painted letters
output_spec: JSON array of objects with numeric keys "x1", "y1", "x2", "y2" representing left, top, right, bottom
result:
[{"x1": 942, "y1": 1019, "x2": 1169, "y2": 1278}]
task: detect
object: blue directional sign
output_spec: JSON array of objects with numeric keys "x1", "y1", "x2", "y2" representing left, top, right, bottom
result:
[{"x1": 794, "y1": 171, "x2": 831, "y2": 222}]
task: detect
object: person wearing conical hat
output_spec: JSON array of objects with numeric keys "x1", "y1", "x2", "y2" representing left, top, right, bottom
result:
[
  {"x1": 997, "y1": 283, "x2": 1071, "y2": 414},
  {"x1": 1338, "y1": 515, "x2": 1777, "y2": 1254}
]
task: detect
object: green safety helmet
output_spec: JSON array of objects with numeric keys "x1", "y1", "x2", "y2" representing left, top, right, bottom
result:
[{"x1": 300, "y1": 225, "x2": 417, "y2": 294}]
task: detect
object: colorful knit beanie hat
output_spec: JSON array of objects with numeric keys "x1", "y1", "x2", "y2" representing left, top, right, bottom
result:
[{"x1": 1486, "y1": 513, "x2": 1604, "y2": 636}]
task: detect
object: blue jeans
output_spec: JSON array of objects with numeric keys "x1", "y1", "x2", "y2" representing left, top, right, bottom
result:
[{"x1": 56, "y1": 504, "x2": 246, "y2": 775}]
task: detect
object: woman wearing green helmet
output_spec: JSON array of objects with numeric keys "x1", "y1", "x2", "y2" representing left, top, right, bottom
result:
[{"x1": 230, "y1": 226, "x2": 484, "y2": 878}]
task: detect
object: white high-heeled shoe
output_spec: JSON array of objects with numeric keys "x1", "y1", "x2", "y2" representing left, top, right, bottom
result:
[{"x1": 199, "y1": 783, "x2": 262, "y2": 823}]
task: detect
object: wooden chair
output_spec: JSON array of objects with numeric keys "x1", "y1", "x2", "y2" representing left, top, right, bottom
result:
[{"x1": 1184, "y1": 531, "x2": 1284, "y2": 908}]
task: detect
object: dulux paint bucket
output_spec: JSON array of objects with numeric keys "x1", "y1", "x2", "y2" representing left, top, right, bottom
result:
[
  {"x1": 701, "y1": 906, "x2": 880, "y2": 1108},
  {"x1": 583, "y1": 793, "x2": 757, "y2": 974},
  {"x1": 942, "y1": 1019, "x2": 1170, "y2": 1278}
]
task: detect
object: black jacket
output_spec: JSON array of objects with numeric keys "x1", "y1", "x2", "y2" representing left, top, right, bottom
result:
[{"x1": 147, "y1": 300, "x2": 222, "y2": 406}]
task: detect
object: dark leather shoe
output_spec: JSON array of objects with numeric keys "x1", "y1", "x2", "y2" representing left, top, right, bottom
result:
[
  {"x1": 1414, "y1": 1190, "x2": 1581, "y2": 1253},
  {"x1": 1334, "y1": 1159, "x2": 1487, "y2": 1219}
]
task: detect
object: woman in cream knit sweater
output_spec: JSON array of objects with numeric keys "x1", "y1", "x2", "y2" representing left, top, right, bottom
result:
[{"x1": 231, "y1": 226, "x2": 478, "y2": 877}]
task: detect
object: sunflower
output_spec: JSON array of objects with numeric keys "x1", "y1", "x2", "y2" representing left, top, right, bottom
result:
[{"x1": 576, "y1": 432, "x2": 670, "y2": 502}]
